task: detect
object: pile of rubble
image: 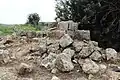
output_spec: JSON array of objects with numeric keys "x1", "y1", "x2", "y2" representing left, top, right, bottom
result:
[
  {"x1": 0, "y1": 21, "x2": 120, "y2": 80},
  {"x1": 39, "y1": 21, "x2": 120, "y2": 80}
]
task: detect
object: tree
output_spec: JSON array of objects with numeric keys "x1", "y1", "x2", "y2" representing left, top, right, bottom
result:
[
  {"x1": 55, "y1": 0, "x2": 120, "y2": 51},
  {"x1": 27, "y1": 13, "x2": 40, "y2": 27},
  {"x1": 55, "y1": 0, "x2": 101, "y2": 22},
  {"x1": 95, "y1": 0, "x2": 120, "y2": 51}
]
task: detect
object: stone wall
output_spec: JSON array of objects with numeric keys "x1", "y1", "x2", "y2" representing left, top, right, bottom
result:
[{"x1": 57, "y1": 21, "x2": 90, "y2": 41}]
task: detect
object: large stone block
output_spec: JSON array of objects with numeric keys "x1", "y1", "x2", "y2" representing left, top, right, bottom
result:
[
  {"x1": 55, "y1": 53, "x2": 74, "y2": 72},
  {"x1": 74, "y1": 30, "x2": 90, "y2": 41},
  {"x1": 58, "y1": 21, "x2": 78, "y2": 31},
  {"x1": 82, "y1": 59, "x2": 99, "y2": 74},
  {"x1": 48, "y1": 30, "x2": 65, "y2": 39},
  {"x1": 59, "y1": 34, "x2": 73, "y2": 48}
]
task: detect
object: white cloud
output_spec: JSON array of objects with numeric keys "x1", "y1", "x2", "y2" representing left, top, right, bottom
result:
[{"x1": 0, "y1": 0, "x2": 56, "y2": 24}]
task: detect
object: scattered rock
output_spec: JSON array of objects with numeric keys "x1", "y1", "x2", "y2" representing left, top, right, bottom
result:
[
  {"x1": 0, "y1": 49, "x2": 10, "y2": 64},
  {"x1": 17, "y1": 78, "x2": 33, "y2": 80},
  {"x1": 39, "y1": 41, "x2": 47, "y2": 54},
  {"x1": 36, "y1": 32, "x2": 42, "y2": 37},
  {"x1": 79, "y1": 47, "x2": 91, "y2": 58},
  {"x1": 0, "y1": 45, "x2": 6, "y2": 49},
  {"x1": 108, "y1": 64, "x2": 119, "y2": 69},
  {"x1": 95, "y1": 47, "x2": 104, "y2": 53},
  {"x1": 108, "y1": 64, "x2": 120, "y2": 72},
  {"x1": 76, "y1": 77, "x2": 88, "y2": 80},
  {"x1": 59, "y1": 34, "x2": 73, "y2": 48},
  {"x1": 55, "y1": 53, "x2": 74, "y2": 72},
  {"x1": 41, "y1": 53, "x2": 57, "y2": 70},
  {"x1": 17, "y1": 63, "x2": 33, "y2": 75},
  {"x1": 78, "y1": 58, "x2": 85, "y2": 66},
  {"x1": 99, "y1": 64, "x2": 107, "y2": 74},
  {"x1": 73, "y1": 41, "x2": 85, "y2": 52},
  {"x1": 88, "y1": 74, "x2": 94, "y2": 80},
  {"x1": 90, "y1": 51, "x2": 102, "y2": 61},
  {"x1": 88, "y1": 41, "x2": 96, "y2": 53},
  {"x1": 106, "y1": 70, "x2": 120, "y2": 80},
  {"x1": 26, "y1": 31, "x2": 36, "y2": 38},
  {"x1": 47, "y1": 40, "x2": 60, "y2": 54},
  {"x1": 82, "y1": 59, "x2": 99, "y2": 74},
  {"x1": 51, "y1": 75, "x2": 60, "y2": 80},
  {"x1": 72, "y1": 59, "x2": 78, "y2": 64},
  {"x1": 15, "y1": 48, "x2": 30, "y2": 59},
  {"x1": 101, "y1": 74, "x2": 109, "y2": 80},
  {"x1": 41, "y1": 53, "x2": 48, "y2": 59},
  {"x1": 46, "y1": 39, "x2": 54, "y2": 46},
  {"x1": 79, "y1": 41, "x2": 98, "y2": 58},
  {"x1": 89, "y1": 41, "x2": 98, "y2": 47},
  {"x1": 3, "y1": 39, "x2": 13, "y2": 45},
  {"x1": 18, "y1": 31, "x2": 27, "y2": 36},
  {"x1": 29, "y1": 45, "x2": 40, "y2": 52},
  {"x1": 0, "y1": 67, "x2": 17, "y2": 80},
  {"x1": 105, "y1": 48, "x2": 117, "y2": 61},
  {"x1": 62, "y1": 48, "x2": 75, "y2": 57},
  {"x1": 51, "y1": 68, "x2": 59, "y2": 74},
  {"x1": 32, "y1": 38, "x2": 40, "y2": 42}
]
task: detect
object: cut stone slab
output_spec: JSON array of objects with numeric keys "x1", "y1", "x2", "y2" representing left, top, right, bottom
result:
[
  {"x1": 58, "y1": 21, "x2": 78, "y2": 31},
  {"x1": 59, "y1": 34, "x2": 73, "y2": 48},
  {"x1": 48, "y1": 30, "x2": 65, "y2": 39},
  {"x1": 74, "y1": 30, "x2": 90, "y2": 41}
]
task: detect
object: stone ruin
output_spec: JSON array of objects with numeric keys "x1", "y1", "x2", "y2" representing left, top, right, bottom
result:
[
  {"x1": 27, "y1": 21, "x2": 119, "y2": 79},
  {"x1": 0, "y1": 21, "x2": 120, "y2": 80},
  {"x1": 39, "y1": 21, "x2": 120, "y2": 79}
]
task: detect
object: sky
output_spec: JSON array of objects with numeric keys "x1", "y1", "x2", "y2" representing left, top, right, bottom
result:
[{"x1": 0, "y1": 0, "x2": 56, "y2": 24}]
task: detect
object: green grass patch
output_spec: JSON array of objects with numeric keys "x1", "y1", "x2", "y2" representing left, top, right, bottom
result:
[
  {"x1": 13, "y1": 24, "x2": 39, "y2": 32},
  {"x1": 0, "y1": 24, "x2": 41, "y2": 36},
  {"x1": 0, "y1": 24, "x2": 13, "y2": 36}
]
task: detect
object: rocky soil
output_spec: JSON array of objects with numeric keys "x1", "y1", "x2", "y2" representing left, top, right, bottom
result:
[{"x1": 0, "y1": 21, "x2": 120, "y2": 80}]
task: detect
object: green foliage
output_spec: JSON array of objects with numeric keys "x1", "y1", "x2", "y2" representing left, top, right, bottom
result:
[
  {"x1": 95, "y1": 0, "x2": 120, "y2": 51},
  {"x1": 13, "y1": 24, "x2": 39, "y2": 32},
  {"x1": 27, "y1": 13, "x2": 40, "y2": 28},
  {"x1": 55, "y1": 0, "x2": 101, "y2": 22},
  {"x1": 55, "y1": 0, "x2": 120, "y2": 51}
]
